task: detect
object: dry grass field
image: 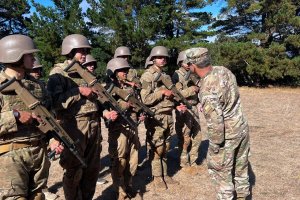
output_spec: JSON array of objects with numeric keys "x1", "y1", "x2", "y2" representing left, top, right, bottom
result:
[{"x1": 47, "y1": 87, "x2": 300, "y2": 200}]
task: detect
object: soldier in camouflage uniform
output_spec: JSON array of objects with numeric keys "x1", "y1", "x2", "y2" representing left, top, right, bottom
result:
[
  {"x1": 82, "y1": 54, "x2": 97, "y2": 75},
  {"x1": 140, "y1": 46, "x2": 187, "y2": 190},
  {"x1": 172, "y1": 51, "x2": 202, "y2": 172},
  {"x1": 114, "y1": 46, "x2": 141, "y2": 89},
  {"x1": 29, "y1": 57, "x2": 43, "y2": 80},
  {"x1": 0, "y1": 34, "x2": 62, "y2": 200},
  {"x1": 185, "y1": 47, "x2": 250, "y2": 200},
  {"x1": 47, "y1": 34, "x2": 117, "y2": 200},
  {"x1": 105, "y1": 58, "x2": 143, "y2": 200}
]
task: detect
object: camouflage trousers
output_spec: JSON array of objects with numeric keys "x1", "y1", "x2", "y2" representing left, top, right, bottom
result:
[
  {"x1": 108, "y1": 126, "x2": 140, "y2": 196},
  {"x1": 59, "y1": 116, "x2": 101, "y2": 200},
  {"x1": 207, "y1": 127, "x2": 250, "y2": 200},
  {"x1": 0, "y1": 143, "x2": 50, "y2": 200},
  {"x1": 175, "y1": 105, "x2": 201, "y2": 167},
  {"x1": 145, "y1": 113, "x2": 173, "y2": 177}
]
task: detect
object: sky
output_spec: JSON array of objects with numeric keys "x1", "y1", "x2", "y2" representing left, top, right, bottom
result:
[{"x1": 31, "y1": 0, "x2": 226, "y2": 17}]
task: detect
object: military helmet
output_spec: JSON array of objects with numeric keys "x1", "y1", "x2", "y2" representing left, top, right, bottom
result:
[
  {"x1": 177, "y1": 51, "x2": 186, "y2": 65},
  {"x1": 0, "y1": 34, "x2": 39, "y2": 64},
  {"x1": 144, "y1": 56, "x2": 153, "y2": 68},
  {"x1": 149, "y1": 46, "x2": 169, "y2": 61},
  {"x1": 114, "y1": 46, "x2": 131, "y2": 58},
  {"x1": 83, "y1": 54, "x2": 97, "y2": 66},
  {"x1": 106, "y1": 58, "x2": 131, "y2": 77},
  {"x1": 33, "y1": 57, "x2": 43, "y2": 69},
  {"x1": 61, "y1": 34, "x2": 91, "y2": 55}
]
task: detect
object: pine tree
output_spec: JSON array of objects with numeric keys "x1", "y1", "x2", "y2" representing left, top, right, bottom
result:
[
  {"x1": 86, "y1": 0, "x2": 214, "y2": 69},
  {"x1": 26, "y1": 0, "x2": 88, "y2": 75},
  {"x1": 211, "y1": 0, "x2": 300, "y2": 85},
  {"x1": 0, "y1": 0, "x2": 30, "y2": 38}
]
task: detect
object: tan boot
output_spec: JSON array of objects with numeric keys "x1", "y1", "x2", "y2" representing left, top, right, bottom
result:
[
  {"x1": 164, "y1": 176, "x2": 179, "y2": 185},
  {"x1": 118, "y1": 192, "x2": 127, "y2": 200},
  {"x1": 149, "y1": 176, "x2": 167, "y2": 190}
]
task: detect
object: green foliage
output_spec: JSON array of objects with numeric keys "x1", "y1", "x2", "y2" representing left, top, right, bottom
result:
[
  {"x1": 0, "y1": 0, "x2": 30, "y2": 38},
  {"x1": 86, "y1": 0, "x2": 213, "y2": 69},
  {"x1": 1, "y1": 0, "x2": 299, "y2": 86},
  {"x1": 26, "y1": 0, "x2": 88, "y2": 77}
]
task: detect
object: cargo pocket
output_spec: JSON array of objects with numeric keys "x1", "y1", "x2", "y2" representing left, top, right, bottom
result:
[{"x1": 207, "y1": 147, "x2": 226, "y2": 171}]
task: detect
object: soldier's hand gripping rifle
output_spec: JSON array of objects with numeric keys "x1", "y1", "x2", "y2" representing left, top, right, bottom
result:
[
  {"x1": 63, "y1": 60, "x2": 138, "y2": 129},
  {"x1": 107, "y1": 84, "x2": 164, "y2": 126},
  {"x1": 154, "y1": 72, "x2": 198, "y2": 117},
  {"x1": 0, "y1": 77, "x2": 87, "y2": 168}
]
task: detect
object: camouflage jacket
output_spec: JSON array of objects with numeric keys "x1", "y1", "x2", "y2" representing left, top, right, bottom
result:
[
  {"x1": 127, "y1": 68, "x2": 141, "y2": 85},
  {"x1": 106, "y1": 80, "x2": 138, "y2": 131},
  {"x1": 0, "y1": 72, "x2": 50, "y2": 142},
  {"x1": 172, "y1": 67, "x2": 199, "y2": 106},
  {"x1": 47, "y1": 60, "x2": 99, "y2": 119},
  {"x1": 199, "y1": 66, "x2": 248, "y2": 145},
  {"x1": 140, "y1": 65, "x2": 174, "y2": 114}
]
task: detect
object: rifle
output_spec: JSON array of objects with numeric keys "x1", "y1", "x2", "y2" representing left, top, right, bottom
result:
[
  {"x1": 63, "y1": 60, "x2": 138, "y2": 129},
  {"x1": 154, "y1": 72, "x2": 198, "y2": 117},
  {"x1": 0, "y1": 77, "x2": 87, "y2": 168},
  {"x1": 106, "y1": 83, "x2": 166, "y2": 127}
]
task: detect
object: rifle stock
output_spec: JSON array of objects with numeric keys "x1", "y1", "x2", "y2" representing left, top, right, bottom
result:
[
  {"x1": 0, "y1": 77, "x2": 87, "y2": 168},
  {"x1": 63, "y1": 61, "x2": 138, "y2": 129}
]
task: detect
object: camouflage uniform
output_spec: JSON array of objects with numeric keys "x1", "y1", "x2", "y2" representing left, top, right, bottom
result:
[
  {"x1": 140, "y1": 65, "x2": 174, "y2": 179},
  {"x1": 47, "y1": 61, "x2": 102, "y2": 200},
  {"x1": 0, "y1": 73, "x2": 50, "y2": 200},
  {"x1": 198, "y1": 65, "x2": 250, "y2": 200},
  {"x1": 172, "y1": 67, "x2": 201, "y2": 167},
  {"x1": 106, "y1": 82, "x2": 140, "y2": 198}
]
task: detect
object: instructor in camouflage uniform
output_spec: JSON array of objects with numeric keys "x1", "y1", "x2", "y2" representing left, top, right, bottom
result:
[
  {"x1": 185, "y1": 47, "x2": 250, "y2": 200},
  {"x1": 172, "y1": 51, "x2": 202, "y2": 172},
  {"x1": 0, "y1": 34, "x2": 62, "y2": 200},
  {"x1": 140, "y1": 46, "x2": 186, "y2": 190},
  {"x1": 105, "y1": 58, "x2": 142, "y2": 200},
  {"x1": 47, "y1": 34, "x2": 117, "y2": 200}
]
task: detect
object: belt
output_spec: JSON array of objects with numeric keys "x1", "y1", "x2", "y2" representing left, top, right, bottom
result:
[
  {"x1": 0, "y1": 140, "x2": 40, "y2": 154},
  {"x1": 74, "y1": 112, "x2": 99, "y2": 121}
]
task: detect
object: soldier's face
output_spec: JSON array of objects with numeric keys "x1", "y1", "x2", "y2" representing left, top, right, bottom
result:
[
  {"x1": 30, "y1": 68, "x2": 42, "y2": 79},
  {"x1": 23, "y1": 54, "x2": 35, "y2": 70},
  {"x1": 116, "y1": 68, "x2": 129, "y2": 81},
  {"x1": 153, "y1": 56, "x2": 167, "y2": 68},
  {"x1": 86, "y1": 64, "x2": 95, "y2": 73},
  {"x1": 74, "y1": 48, "x2": 89, "y2": 64},
  {"x1": 182, "y1": 63, "x2": 190, "y2": 71}
]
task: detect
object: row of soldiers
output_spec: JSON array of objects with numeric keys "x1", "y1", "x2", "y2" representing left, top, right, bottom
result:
[{"x1": 0, "y1": 33, "x2": 250, "y2": 200}]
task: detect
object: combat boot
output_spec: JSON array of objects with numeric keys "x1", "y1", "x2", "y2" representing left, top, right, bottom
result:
[
  {"x1": 180, "y1": 152, "x2": 190, "y2": 168},
  {"x1": 118, "y1": 192, "x2": 127, "y2": 200},
  {"x1": 163, "y1": 176, "x2": 179, "y2": 185},
  {"x1": 149, "y1": 176, "x2": 167, "y2": 190}
]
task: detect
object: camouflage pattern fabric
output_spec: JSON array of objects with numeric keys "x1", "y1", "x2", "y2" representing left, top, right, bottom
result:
[
  {"x1": 140, "y1": 65, "x2": 174, "y2": 177},
  {"x1": 47, "y1": 61, "x2": 101, "y2": 200},
  {"x1": 106, "y1": 83, "x2": 140, "y2": 196},
  {"x1": 127, "y1": 68, "x2": 141, "y2": 87},
  {"x1": 198, "y1": 65, "x2": 250, "y2": 199},
  {"x1": 172, "y1": 67, "x2": 201, "y2": 167},
  {"x1": 0, "y1": 72, "x2": 50, "y2": 199}
]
